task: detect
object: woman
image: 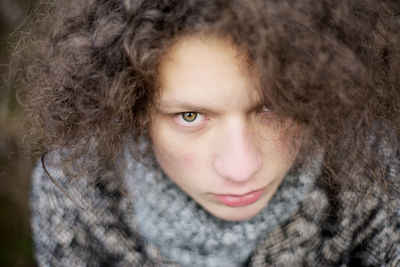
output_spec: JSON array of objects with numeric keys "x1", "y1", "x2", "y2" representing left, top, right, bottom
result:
[{"x1": 18, "y1": 0, "x2": 400, "y2": 266}]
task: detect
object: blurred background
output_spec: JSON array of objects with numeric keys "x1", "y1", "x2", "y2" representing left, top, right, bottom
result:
[{"x1": 0, "y1": 0, "x2": 38, "y2": 266}]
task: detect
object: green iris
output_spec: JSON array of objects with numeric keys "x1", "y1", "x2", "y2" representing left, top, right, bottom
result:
[{"x1": 182, "y1": 112, "x2": 198, "y2": 122}]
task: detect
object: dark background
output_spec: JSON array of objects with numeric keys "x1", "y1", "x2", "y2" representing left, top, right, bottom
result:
[{"x1": 0, "y1": 0, "x2": 38, "y2": 266}]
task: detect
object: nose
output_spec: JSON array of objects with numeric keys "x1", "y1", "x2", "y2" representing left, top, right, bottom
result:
[{"x1": 213, "y1": 121, "x2": 262, "y2": 183}]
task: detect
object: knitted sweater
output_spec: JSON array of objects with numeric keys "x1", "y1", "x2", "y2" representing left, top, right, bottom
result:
[{"x1": 30, "y1": 151, "x2": 400, "y2": 266}]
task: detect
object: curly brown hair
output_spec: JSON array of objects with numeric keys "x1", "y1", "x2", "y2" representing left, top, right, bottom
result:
[{"x1": 16, "y1": 0, "x2": 400, "y2": 193}]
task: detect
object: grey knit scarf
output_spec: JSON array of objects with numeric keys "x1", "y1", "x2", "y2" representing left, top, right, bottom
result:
[{"x1": 123, "y1": 151, "x2": 320, "y2": 267}]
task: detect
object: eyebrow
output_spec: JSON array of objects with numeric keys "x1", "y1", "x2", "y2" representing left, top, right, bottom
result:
[
  {"x1": 158, "y1": 100, "x2": 218, "y2": 114},
  {"x1": 157, "y1": 99, "x2": 266, "y2": 114}
]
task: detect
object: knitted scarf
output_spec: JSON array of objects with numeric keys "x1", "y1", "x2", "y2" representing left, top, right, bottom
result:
[{"x1": 123, "y1": 151, "x2": 320, "y2": 267}]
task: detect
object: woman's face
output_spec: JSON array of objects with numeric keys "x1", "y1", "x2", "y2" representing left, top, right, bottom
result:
[{"x1": 150, "y1": 35, "x2": 301, "y2": 221}]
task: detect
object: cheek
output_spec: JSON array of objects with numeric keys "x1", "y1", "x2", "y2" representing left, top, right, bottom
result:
[
  {"x1": 151, "y1": 120, "x2": 211, "y2": 170},
  {"x1": 152, "y1": 132, "x2": 201, "y2": 173},
  {"x1": 284, "y1": 126, "x2": 304, "y2": 160},
  {"x1": 261, "y1": 125, "x2": 302, "y2": 168},
  {"x1": 181, "y1": 153, "x2": 198, "y2": 166}
]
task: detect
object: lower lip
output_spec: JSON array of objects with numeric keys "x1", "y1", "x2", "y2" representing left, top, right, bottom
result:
[{"x1": 214, "y1": 188, "x2": 265, "y2": 207}]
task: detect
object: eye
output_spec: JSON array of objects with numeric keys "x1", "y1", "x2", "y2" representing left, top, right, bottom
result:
[
  {"x1": 261, "y1": 105, "x2": 271, "y2": 112},
  {"x1": 174, "y1": 112, "x2": 206, "y2": 129},
  {"x1": 181, "y1": 112, "x2": 198, "y2": 122},
  {"x1": 257, "y1": 105, "x2": 271, "y2": 114}
]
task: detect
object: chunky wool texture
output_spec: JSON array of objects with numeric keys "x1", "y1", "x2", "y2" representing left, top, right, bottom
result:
[
  {"x1": 125, "y1": 150, "x2": 319, "y2": 267},
  {"x1": 31, "y1": 149, "x2": 400, "y2": 266}
]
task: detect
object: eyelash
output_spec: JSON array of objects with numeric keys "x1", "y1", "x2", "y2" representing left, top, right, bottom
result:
[
  {"x1": 173, "y1": 106, "x2": 271, "y2": 129},
  {"x1": 175, "y1": 112, "x2": 206, "y2": 128}
]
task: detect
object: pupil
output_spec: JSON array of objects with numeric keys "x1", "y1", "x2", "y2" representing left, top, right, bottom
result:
[{"x1": 183, "y1": 112, "x2": 197, "y2": 122}]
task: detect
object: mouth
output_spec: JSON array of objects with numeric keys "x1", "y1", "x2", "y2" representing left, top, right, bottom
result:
[{"x1": 214, "y1": 188, "x2": 266, "y2": 207}]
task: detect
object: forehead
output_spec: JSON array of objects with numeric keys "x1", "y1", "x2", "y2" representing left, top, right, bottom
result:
[{"x1": 158, "y1": 35, "x2": 263, "y2": 112}]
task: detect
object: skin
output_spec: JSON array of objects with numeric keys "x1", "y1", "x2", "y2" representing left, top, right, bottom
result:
[{"x1": 150, "y1": 35, "x2": 301, "y2": 222}]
